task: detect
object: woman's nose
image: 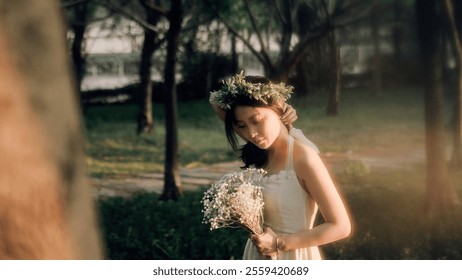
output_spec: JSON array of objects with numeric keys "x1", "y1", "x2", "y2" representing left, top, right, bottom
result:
[{"x1": 248, "y1": 127, "x2": 258, "y2": 139}]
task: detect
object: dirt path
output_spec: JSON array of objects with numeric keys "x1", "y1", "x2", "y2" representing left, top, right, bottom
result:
[
  {"x1": 92, "y1": 147, "x2": 425, "y2": 198},
  {"x1": 92, "y1": 161, "x2": 242, "y2": 198}
]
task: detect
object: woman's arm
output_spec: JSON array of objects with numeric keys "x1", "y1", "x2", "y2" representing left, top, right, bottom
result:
[
  {"x1": 252, "y1": 142, "x2": 351, "y2": 256},
  {"x1": 278, "y1": 144, "x2": 352, "y2": 251},
  {"x1": 286, "y1": 145, "x2": 351, "y2": 250}
]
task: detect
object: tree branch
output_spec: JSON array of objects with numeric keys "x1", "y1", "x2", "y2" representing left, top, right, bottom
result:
[
  {"x1": 444, "y1": 0, "x2": 462, "y2": 63},
  {"x1": 275, "y1": 0, "x2": 287, "y2": 25},
  {"x1": 138, "y1": 0, "x2": 168, "y2": 16},
  {"x1": 93, "y1": 0, "x2": 160, "y2": 31},
  {"x1": 61, "y1": 0, "x2": 88, "y2": 9},
  {"x1": 243, "y1": 0, "x2": 272, "y2": 66},
  {"x1": 277, "y1": 0, "x2": 293, "y2": 59},
  {"x1": 216, "y1": 12, "x2": 265, "y2": 65},
  {"x1": 286, "y1": 23, "x2": 332, "y2": 73}
]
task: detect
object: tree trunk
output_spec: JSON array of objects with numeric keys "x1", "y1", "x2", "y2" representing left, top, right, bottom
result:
[
  {"x1": 371, "y1": 6, "x2": 382, "y2": 96},
  {"x1": 137, "y1": 8, "x2": 159, "y2": 135},
  {"x1": 392, "y1": 0, "x2": 402, "y2": 62},
  {"x1": 70, "y1": 1, "x2": 88, "y2": 92},
  {"x1": 326, "y1": 31, "x2": 341, "y2": 116},
  {"x1": 295, "y1": 60, "x2": 310, "y2": 96},
  {"x1": 0, "y1": 0, "x2": 102, "y2": 259},
  {"x1": 443, "y1": 0, "x2": 462, "y2": 167},
  {"x1": 264, "y1": 64, "x2": 290, "y2": 83},
  {"x1": 231, "y1": 34, "x2": 238, "y2": 74},
  {"x1": 416, "y1": 0, "x2": 461, "y2": 213},
  {"x1": 160, "y1": 0, "x2": 183, "y2": 201}
]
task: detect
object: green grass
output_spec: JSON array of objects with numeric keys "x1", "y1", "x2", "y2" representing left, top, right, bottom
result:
[
  {"x1": 98, "y1": 190, "x2": 248, "y2": 260},
  {"x1": 83, "y1": 101, "x2": 233, "y2": 177},
  {"x1": 87, "y1": 87, "x2": 462, "y2": 259},
  {"x1": 84, "y1": 87, "x2": 425, "y2": 177}
]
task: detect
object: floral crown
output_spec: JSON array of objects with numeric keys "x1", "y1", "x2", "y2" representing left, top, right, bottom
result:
[{"x1": 211, "y1": 71, "x2": 293, "y2": 110}]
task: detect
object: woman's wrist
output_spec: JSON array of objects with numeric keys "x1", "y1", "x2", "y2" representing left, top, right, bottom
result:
[
  {"x1": 275, "y1": 236, "x2": 280, "y2": 254},
  {"x1": 275, "y1": 234, "x2": 285, "y2": 253}
]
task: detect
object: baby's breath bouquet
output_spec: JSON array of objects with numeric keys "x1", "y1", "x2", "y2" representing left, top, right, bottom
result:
[{"x1": 201, "y1": 168, "x2": 266, "y2": 235}]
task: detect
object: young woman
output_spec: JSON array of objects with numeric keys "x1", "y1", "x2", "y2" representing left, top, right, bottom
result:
[{"x1": 210, "y1": 73, "x2": 351, "y2": 260}]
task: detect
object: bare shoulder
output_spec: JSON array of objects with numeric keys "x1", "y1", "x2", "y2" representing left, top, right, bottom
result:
[
  {"x1": 292, "y1": 138, "x2": 322, "y2": 168},
  {"x1": 292, "y1": 139, "x2": 327, "y2": 193}
]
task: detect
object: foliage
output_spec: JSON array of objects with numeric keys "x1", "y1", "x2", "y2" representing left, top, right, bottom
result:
[
  {"x1": 98, "y1": 168, "x2": 462, "y2": 260},
  {"x1": 345, "y1": 159, "x2": 370, "y2": 178},
  {"x1": 98, "y1": 190, "x2": 248, "y2": 259},
  {"x1": 179, "y1": 52, "x2": 235, "y2": 100},
  {"x1": 323, "y1": 168, "x2": 462, "y2": 260}
]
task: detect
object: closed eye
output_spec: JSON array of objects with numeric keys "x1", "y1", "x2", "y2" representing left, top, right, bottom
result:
[{"x1": 235, "y1": 122, "x2": 246, "y2": 129}]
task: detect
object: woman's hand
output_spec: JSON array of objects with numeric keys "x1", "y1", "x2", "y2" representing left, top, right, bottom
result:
[
  {"x1": 281, "y1": 103, "x2": 297, "y2": 127},
  {"x1": 250, "y1": 227, "x2": 278, "y2": 257}
]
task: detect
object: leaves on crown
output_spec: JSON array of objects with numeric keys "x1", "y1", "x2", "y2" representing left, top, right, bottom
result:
[{"x1": 211, "y1": 72, "x2": 293, "y2": 110}]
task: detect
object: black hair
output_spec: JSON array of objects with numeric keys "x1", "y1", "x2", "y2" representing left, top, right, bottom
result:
[{"x1": 224, "y1": 76, "x2": 281, "y2": 168}]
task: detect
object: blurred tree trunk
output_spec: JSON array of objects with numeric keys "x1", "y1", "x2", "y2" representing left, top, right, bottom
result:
[
  {"x1": 416, "y1": 0, "x2": 461, "y2": 213},
  {"x1": 392, "y1": 0, "x2": 402, "y2": 62},
  {"x1": 294, "y1": 2, "x2": 313, "y2": 96},
  {"x1": 230, "y1": 33, "x2": 238, "y2": 74},
  {"x1": 137, "y1": 1, "x2": 162, "y2": 135},
  {"x1": 0, "y1": 0, "x2": 102, "y2": 258},
  {"x1": 160, "y1": 0, "x2": 183, "y2": 201},
  {"x1": 444, "y1": 0, "x2": 462, "y2": 167},
  {"x1": 371, "y1": 5, "x2": 382, "y2": 96},
  {"x1": 70, "y1": 1, "x2": 88, "y2": 91},
  {"x1": 326, "y1": 31, "x2": 341, "y2": 116}
]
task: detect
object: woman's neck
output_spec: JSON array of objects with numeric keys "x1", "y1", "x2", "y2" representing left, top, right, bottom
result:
[{"x1": 265, "y1": 125, "x2": 290, "y2": 174}]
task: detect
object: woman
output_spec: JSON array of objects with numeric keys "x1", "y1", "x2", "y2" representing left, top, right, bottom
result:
[{"x1": 210, "y1": 72, "x2": 351, "y2": 260}]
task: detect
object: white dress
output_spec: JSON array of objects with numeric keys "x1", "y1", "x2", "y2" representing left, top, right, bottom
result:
[{"x1": 242, "y1": 129, "x2": 322, "y2": 260}]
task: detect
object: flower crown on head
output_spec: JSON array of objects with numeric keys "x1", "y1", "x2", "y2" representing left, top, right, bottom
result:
[{"x1": 210, "y1": 71, "x2": 293, "y2": 110}]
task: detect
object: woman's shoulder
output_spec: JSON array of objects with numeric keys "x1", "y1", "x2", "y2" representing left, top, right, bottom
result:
[
  {"x1": 292, "y1": 138, "x2": 323, "y2": 171},
  {"x1": 293, "y1": 137, "x2": 319, "y2": 157}
]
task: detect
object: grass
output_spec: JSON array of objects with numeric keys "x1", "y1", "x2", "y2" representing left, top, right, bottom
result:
[
  {"x1": 84, "y1": 87, "x2": 425, "y2": 177},
  {"x1": 98, "y1": 190, "x2": 248, "y2": 260},
  {"x1": 86, "y1": 86, "x2": 462, "y2": 259},
  {"x1": 83, "y1": 101, "x2": 233, "y2": 177}
]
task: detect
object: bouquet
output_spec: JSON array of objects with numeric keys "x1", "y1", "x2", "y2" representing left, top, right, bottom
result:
[{"x1": 201, "y1": 168, "x2": 266, "y2": 235}]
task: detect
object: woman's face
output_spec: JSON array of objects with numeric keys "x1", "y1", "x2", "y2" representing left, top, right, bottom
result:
[{"x1": 234, "y1": 105, "x2": 282, "y2": 149}]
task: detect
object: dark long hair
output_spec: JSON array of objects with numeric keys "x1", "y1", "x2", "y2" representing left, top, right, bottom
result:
[{"x1": 224, "y1": 76, "x2": 282, "y2": 168}]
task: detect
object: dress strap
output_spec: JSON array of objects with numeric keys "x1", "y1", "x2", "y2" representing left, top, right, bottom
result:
[
  {"x1": 285, "y1": 135, "x2": 295, "y2": 171},
  {"x1": 290, "y1": 127, "x2": 320, "y2": 153}
]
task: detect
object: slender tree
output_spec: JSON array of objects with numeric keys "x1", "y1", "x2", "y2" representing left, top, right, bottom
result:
[
  {"x1": 391, "y1": 0, "x2": 402, "y2": 62},
  {"x1": 69, "y1": 1, "x2": 89, "y2": 90},
  {"x1": 137, "y1": 0, "x2": 165, "y2": 134},
  {"x1": 326, "y1": 30, "x2": 341, "y2": 116},
  {"x1": 443, "y1": 0, "x2": 462, "y2": 167},
  {"x1": 415, "y1": 0, "x2": 461, "y2": 213},
  {"x1": 371, "y1": 2, "x2": 383, "y2": 96},
  {"x1": 160, "y1": 0, "x2": 183, "y2": 201}
]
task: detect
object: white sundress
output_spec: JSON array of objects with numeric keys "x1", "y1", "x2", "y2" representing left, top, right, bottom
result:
[{"x1": 242, "y1": 128, "x2": 322, "y2": 260}]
